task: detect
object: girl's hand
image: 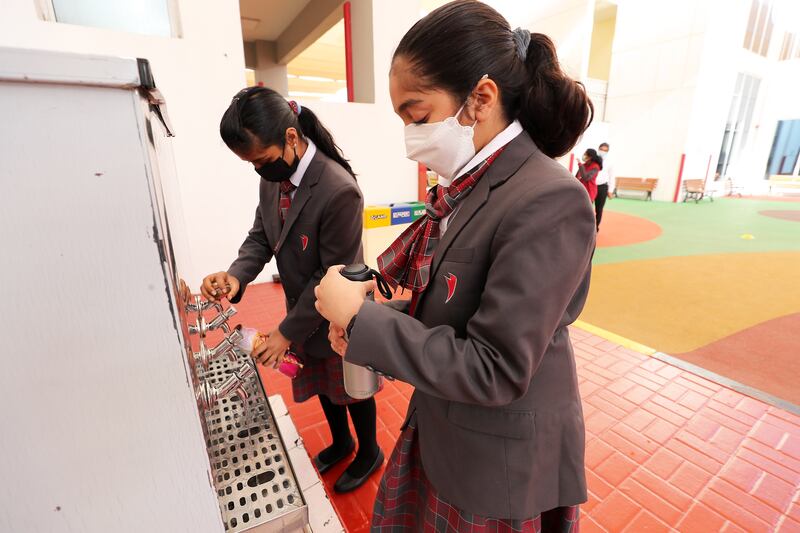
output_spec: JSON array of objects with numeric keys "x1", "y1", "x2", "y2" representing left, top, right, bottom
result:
[
  {"x1": 252, "y1": 328, "x2": 291, "y2": 368},
  {"x1": 314, "y1": 265, "x2": 375, "y2": 329},
  {"x1": 328, "y1": 323, "x2": 349, "y2": 357},
  {"x1": 201, "y1": 271, "x2": 240, "y2": 302}
]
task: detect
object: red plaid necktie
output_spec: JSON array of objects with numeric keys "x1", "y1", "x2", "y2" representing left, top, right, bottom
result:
[
  {"x1": 377, "y1": 146, "x2": 506, "y2": 297},
  {"x1": 279, "y1": 180, "x2": 296, "y2": 224}
]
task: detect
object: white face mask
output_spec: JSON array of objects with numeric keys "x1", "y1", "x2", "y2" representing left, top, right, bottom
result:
[{"x1": 404, "y1": 102, "x2": 477, "y2": 182}]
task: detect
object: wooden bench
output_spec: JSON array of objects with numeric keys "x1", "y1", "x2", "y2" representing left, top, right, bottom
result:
[
  {"x1": 683, "y1": 179, "x2": 715, "y2": 203},
  {"x1": 769, "y1": 175, "x2": 800, "y2": 194},
  {"x1": 614, "y1": 177, "x2": 658, "y2": 201}
]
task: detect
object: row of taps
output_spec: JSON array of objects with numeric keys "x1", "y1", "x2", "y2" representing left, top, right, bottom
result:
[{"x1": 185, "y1": 295, "x2": 253, "y2": 411}]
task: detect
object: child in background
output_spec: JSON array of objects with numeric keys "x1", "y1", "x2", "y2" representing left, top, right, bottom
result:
[{"x1": 577, "y1": 148, "x2": 602, "y2": 202}]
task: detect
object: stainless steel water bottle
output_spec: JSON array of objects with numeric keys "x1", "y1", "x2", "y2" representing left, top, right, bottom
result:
[{"x1": 339, "y1": 263, "x2": 392, "y2": 399}]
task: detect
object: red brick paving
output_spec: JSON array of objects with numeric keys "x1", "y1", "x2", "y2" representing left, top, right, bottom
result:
[{"x1": 230, "y1": 283, "x2": 800, "y2": 532}]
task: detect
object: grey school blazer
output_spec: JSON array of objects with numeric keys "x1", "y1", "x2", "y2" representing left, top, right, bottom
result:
[
  {"x1": 228, "y1": 149, "x2": 363, "y2": 359},
  {"x1": 346, "y1": 132, "x2": 595, "y2": 519}
]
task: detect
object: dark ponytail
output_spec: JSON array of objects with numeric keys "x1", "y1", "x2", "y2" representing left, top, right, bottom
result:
[
  {"x1": 520, "y1": 32, "x2": 594, "y2": 158},
  {"x1": 220, "y1": 86, "x2": 355, "y2": 177},
  {"x1": 295, "y1": 105, "x2": 355, "y2": 176},
  {"x1": 584, "y1": 148, "x2": 603, "y2": 169},
  {"x1": 393, "y1": 0, "x2": 593, "y2": 158}
]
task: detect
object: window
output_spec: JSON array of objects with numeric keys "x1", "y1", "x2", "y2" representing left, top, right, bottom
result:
[
  {"x1": 38, "y1": 0, "x2": 180, "y2": 38},
  {"x1": 779, "y1": 32, "x2": 800, "y2": 60},
  {"x1": 743, "y1": 0, "x2": 774, "y2": 56},
  {"x1": 766, "y1": 120, "x2": 800, "y2": 177},
  {"x1": 716, "y1": 73, "x2": 761, "y2": 178}
]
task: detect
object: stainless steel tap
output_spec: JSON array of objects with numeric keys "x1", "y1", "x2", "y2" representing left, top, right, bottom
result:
[
  {"x1": 206, "y1": 306, "x2": 237, "y2": 332},
  {"x1": 185, "y1": 295, "x2": 224, "y2": 314},
  {"x1": 196, "y1": 360, "x2": 256, "y2": 410},
  {"x1": 188, "y1": 314, "x2": 206, "y2": 336},
  {"x1": 187, "y1": 304, "x2": 237, "y2": 336},
  {"x1": 194, "y1": 329, "x2": 243, "y2": 369}
]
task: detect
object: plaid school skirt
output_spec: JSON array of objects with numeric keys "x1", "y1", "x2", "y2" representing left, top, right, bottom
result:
[
  {"x1": 372, "y1": 416, "x2": 580, "y2": 532},
  {"x1": 290, "y1": 345, "x2": 381, "y2": 405}
]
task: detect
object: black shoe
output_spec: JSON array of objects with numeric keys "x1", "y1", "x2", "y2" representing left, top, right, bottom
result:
[
  {"x1": 333, "y1": 449, "x2": 384, "y2": 493},
  {"x1": 313, "y1": 440, "x2": 355, "y2": 475}
]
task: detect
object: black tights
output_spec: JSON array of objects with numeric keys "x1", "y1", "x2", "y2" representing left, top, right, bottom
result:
[
  {"x1": 595, "y1": 183, "x2": 609, "y2": 229},
  {"x1": 318, "y1": 395, "x2": 379, "y2": 476}
]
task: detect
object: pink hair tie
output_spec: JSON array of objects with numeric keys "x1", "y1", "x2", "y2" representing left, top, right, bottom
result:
[{"x1": 288, "y1": 100, "x2": 301, "y2": 115}]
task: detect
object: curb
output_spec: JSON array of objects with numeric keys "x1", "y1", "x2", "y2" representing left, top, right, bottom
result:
[
  {"x1": 573, "y1": 320, "x2": 656, "y2": 356},
  {"x1": 572, "y1": 320, "x2": 800, "y2": 416}
]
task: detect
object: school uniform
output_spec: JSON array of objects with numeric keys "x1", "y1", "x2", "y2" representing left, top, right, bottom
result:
[
  {"x1": 228, "y1": 140, "x2": 364, "y2": 405},
  {"x1": 576, "y1": 161, "x2": 599, "y2": 202},
  {"x1": 346, "y1": 126, "x2": 596, "y2": 528}
]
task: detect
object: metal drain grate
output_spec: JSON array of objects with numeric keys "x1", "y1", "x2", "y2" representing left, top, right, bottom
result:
[{"x1": 198, "y1": 351, "x2": 307, "y2": 532}]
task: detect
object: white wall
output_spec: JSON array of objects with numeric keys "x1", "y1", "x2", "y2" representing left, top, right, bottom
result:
[
  {"x1": 505, "y1": 0, "x2": 595, "y2": 79},
  {"x1": 309, "y1": 102, "x2": 417, "y2": 204},
  {"x1": 0, "y1": 0, "x2": 254, "y2": 291},
  {"x1": 732, "y1": 54, "x2": 800, "y2": 190},
  {"x1": 571, "y1": 120, "x2": 612, "y2": 165},
  {"x1": 603, "y1": 0, "x2": 796, "y2": 198},
  {"x1": 604, "y1": 0, "x2": 723, "y2": 200},
  {"x1": 681, "y1": 0, "x2": 800, "y2": 193},
  {"x1": 682, "y1": 1, "x2": 761, "y2": 190},
  {"x1": 747, "y1": 59, "x2": 800, "y2": 183}
]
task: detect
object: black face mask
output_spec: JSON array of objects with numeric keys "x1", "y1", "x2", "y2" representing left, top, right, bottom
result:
[{"x1": 255, "y1": 144, "x2": 299, "y2": 183}]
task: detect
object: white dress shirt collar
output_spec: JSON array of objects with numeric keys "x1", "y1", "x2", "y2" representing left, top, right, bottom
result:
[
  {"x1": 289, "y1": 138, "x2": 317, "y2": 189},
  {"x1": 437, "y1": 120, "x2": 524, "y2": 187}
]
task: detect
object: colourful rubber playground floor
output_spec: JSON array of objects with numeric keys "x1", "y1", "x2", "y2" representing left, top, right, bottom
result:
[
  {"x1": 225, "y1": 283, "x2": 800, "y2": 533},
  {"x1": 583, "y1": 196, "x2": 800, "y2": 406}
]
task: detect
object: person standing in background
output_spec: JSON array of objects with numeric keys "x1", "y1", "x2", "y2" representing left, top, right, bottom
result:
[
  {"x1": 576, "y1": 148, "x2": 602, "y2": 202},
  {"x1": 595, "y1": 142, "x2": 613, "y2": 230}
]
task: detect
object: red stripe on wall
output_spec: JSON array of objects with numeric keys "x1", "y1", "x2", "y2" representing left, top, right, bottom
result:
[
  {"x1": 673, "y1": 153, "x2": 686, "y2": 203},
  {"x1": 418, "y1": 163, "x2": 427, "y2": 201},
  {"x1": 344, "y1": 2, "x2": 354, "y2": 103}
]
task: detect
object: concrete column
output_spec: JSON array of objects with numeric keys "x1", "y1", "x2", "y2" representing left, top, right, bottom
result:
[
  {"x1": 349, "y1": 0, "x2": 374, "y2": 103},
  {"x1": 245, "y1": 40, "x2": 288, "y2": 95},
  {"x1": 348, "y1": 0, "x2": 420, "y2": 104}
]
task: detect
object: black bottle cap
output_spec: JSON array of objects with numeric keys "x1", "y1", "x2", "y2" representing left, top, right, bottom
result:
[{"x1": 340, "y1": 264, "x2": 371, "y2": 281}]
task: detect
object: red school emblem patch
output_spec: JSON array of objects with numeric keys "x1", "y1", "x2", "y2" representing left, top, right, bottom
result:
[
  {"x1": 444, "y1": 273, "x2": 457, "y2": 303},
  {"x1": 301, "y1": 234, "x2": 309, "y2": 251}
]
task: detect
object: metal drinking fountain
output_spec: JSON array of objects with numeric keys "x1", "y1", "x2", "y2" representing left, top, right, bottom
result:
[{"x1": 182, "y1": 294, "x2": 308, "y2": 531}]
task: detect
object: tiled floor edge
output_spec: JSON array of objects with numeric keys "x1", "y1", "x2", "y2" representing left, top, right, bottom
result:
[
  {"x1": 651, "y1": 351, "x2": 800, "y2": 417},
  {"x1": 573, "y1": 320, "x2": 657, "y2": 355},
  {"x1": 267, "y1": 394, "x2": 346, "y2": 533},
  {"x1": 574, "y1": 319, "x2": 800, "y2": 416}
]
